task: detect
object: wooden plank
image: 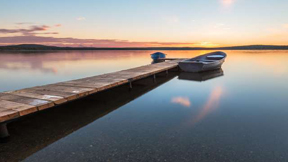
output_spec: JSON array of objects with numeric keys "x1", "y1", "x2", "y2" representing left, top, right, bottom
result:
[
  {"x1": 21, "y1": 89, "x2": 77, "y2": 101},
  {"x1": 74, "y1": 76, "x2": 128, "y2": 83},
  {"x1": 117, "y1": 72, "x2": 152, "y2": 80},
  {"x1": 117, "y1": 71, "x2": 150, "y2": 77},
  {"x1": 0, "y1": 93, "x2": 54, "y2": 110},
  {"x1": 0, "y1": 100, "x2": 37, "y2": 116},
  {"x1": 0, "y1": 108, "x2": 19, "y2": 123},
  {"x1": 4, "y1": 91, "x2": 67, "y2": 105},
  {"x1": 57, "y1": 82, "x2": 112, "y2": 91},
  {"x1": 33, "y1": 85, "x2": 96, "y2": 97},
  {"x1": 64, "y1": 79, "x2": 120, "y2": 87}
]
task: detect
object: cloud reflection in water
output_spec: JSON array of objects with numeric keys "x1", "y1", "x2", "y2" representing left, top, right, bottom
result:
[
  {"x1": 171, "y1": 97, "x2": 191, "y2": 107},
  {"x1": 191, "y1": 86, "x2": 224, "y2": 124},
  {"x1": 179, "y1": 86, "x2": 224, "y2": 127}
]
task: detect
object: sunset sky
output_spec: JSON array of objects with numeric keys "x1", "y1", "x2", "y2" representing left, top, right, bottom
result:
[{"x1": 0, "y1": 0, "x2": 288, "y2": 47}]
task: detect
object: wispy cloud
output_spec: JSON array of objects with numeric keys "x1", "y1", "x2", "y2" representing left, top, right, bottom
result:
[
  {"x1": 76, "y1": 17, "x2": 86, "y2": 21},
  {"x1": 38, "y1": 32, "x2": 58, "y2": 35},
  {"x1": 0, "y1": 23, "x2": 198, "y2": 47},
  {"x1": 16, "y1": 22, "x2": 34, "y2": 25},
  {"x1": 171, "y1": 97, "x2": 191, "y2": 107},
  {"x1": 0, "y1": 25, "x2": 51, "y2": 36}
]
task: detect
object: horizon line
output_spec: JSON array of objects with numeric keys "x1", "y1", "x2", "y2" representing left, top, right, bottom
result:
[{"x1": 1, "y1": 44, "x2": 288, "y2": 49}]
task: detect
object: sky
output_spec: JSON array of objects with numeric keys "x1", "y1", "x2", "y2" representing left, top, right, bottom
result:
[{"x1": 0, "y1": 0, "x2": 288, "y2": 47}]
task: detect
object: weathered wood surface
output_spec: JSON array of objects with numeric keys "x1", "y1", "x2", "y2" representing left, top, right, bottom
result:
[
  {"x1": 0, "y1": 60, "x2": 180, "y2": 123},
  {"x1": 158, "y1": 58, "x2": 188, "y2": 61}
]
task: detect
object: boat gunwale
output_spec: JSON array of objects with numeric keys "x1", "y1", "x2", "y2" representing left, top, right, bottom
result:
[{"x1": 180, "y1": 51, "x2": 227, "y2": 63}]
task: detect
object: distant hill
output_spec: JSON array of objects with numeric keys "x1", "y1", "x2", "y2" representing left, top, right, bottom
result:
[{"x1": 0, "y1": 44, "x2": 288, "y2": 51}]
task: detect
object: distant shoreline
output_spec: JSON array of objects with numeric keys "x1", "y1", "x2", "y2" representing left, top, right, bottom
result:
[{"x1": 1, "y1": 44, "x2": 288, "y2": 51}]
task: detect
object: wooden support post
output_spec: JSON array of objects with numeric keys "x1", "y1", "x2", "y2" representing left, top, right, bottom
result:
[
  {"x1": 129, "y1": 81, "x2": 132, "y2": 89},
  {"x1": 166, "y1": 70, "x2": 169, "y2": 75},
  {"x1": 153, "y1": 74, "x2": 156, "y2": 83},
  {"x1": 0, "y1": 123, "x2": 9, "y2": 138}
]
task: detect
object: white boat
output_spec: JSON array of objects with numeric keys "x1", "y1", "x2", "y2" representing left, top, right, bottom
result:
[{"x1": 178, "y1": 51, "x2": 227, "y2": 72}]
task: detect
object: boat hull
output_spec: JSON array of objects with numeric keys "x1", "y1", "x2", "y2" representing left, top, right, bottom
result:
[
  {"x1": 151, "y1": 52, "x2": 166, "y2": 60},
  {"x1": 178, "y1": 51, "x2": 226, "y2": 72}
]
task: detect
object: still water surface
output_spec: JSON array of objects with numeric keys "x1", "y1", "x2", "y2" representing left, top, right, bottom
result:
[{"x1": 0, "y1": 50, "x2": 288, "y2": 161}]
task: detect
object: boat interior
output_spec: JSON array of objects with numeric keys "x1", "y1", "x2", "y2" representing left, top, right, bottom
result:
[{"x1": 184, "y1": 52, "x2": 226, "y2": 63}]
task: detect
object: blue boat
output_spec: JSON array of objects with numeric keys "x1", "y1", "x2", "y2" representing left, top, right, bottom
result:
[{"x1": 151, "y1": 52, "x2": 166, "y2": 60}]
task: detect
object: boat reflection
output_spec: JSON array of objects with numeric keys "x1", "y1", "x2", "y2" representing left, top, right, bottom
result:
[
  {"x1": 178, "y1": 69, "x2": 224, "y2": 82},
  {"x1": 151, "y1": 59, "x2": 165, "y2": 64}
]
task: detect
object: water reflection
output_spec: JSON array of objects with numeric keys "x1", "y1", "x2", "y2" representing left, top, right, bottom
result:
[
  {"x1": 1, "y1": 50, "x2": 288, "y2": 161},
  {"x1": 0, "y1": 71, "x2": 178, "y2": 162},
  {"x1": 2, "y1": 50, "x2": 288, "y2": 92},
  {"x1": 190, "y1": 86, "x2": 224, "y2": 125},
  {"x1": 0, "y1": 51, "x2": 151, "y2": 74},
  {"x1": 178, "y1": 69, "x2": 224, "y2": 82},
  {"x1": 171, "y1": 96, "x2": 191, "y2": 107},
  {"x1": 0, "y1": 50, "x2": 153, "y2": 92},
  {"x1": 151, "y1": 59, "x2": 165, "y2": 64}
]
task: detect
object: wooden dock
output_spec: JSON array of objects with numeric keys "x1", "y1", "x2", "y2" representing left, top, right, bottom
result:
[{"x1": 0, "y1": 60, "x2": 180, "y2": 137}]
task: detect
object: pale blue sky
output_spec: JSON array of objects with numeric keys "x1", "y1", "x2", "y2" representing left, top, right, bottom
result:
[{"x1": 0, "y1": 0, "x2": 288, "y2": 47}]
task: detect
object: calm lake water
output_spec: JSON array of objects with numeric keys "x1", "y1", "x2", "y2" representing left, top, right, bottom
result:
[{"x1": 1, "y1": 50, "x2": 288, "y2": 162}]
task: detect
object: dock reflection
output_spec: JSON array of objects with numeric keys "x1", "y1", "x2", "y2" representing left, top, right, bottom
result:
[
  {"x1": 0, "y1": 70, "x2": 178, "y2": 162},
  {"x1": 178, "y1": 69, "x2": 224, "y2": 82}
]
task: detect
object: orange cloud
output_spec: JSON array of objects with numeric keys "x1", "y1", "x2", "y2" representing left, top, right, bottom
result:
[
  {"x1": 195, "y1": 42, "x2": 219, "y2": 47},
  {"x1": 171, "y1": 97, "x2": 191, "y2": 107}
]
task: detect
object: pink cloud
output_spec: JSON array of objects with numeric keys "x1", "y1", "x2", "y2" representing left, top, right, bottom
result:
[
  {"x1": 0, "y1": 25, "x2": 51, "y2": 36},
  {"x1": 38, "y1": 32, "x2": 59, "y2": 35},
  {"x1": 0, "y1": 36, "x2": 195, "y2": 47},
  {"x1": 16, "y1": 22, "x2": 34, "y2": 25},
  {"x1": 0, "y1": 23, "x2": 197, "y2": 47},
  {"x1": 220, "y1": 0, "x2": 236, "y2": 7}
]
